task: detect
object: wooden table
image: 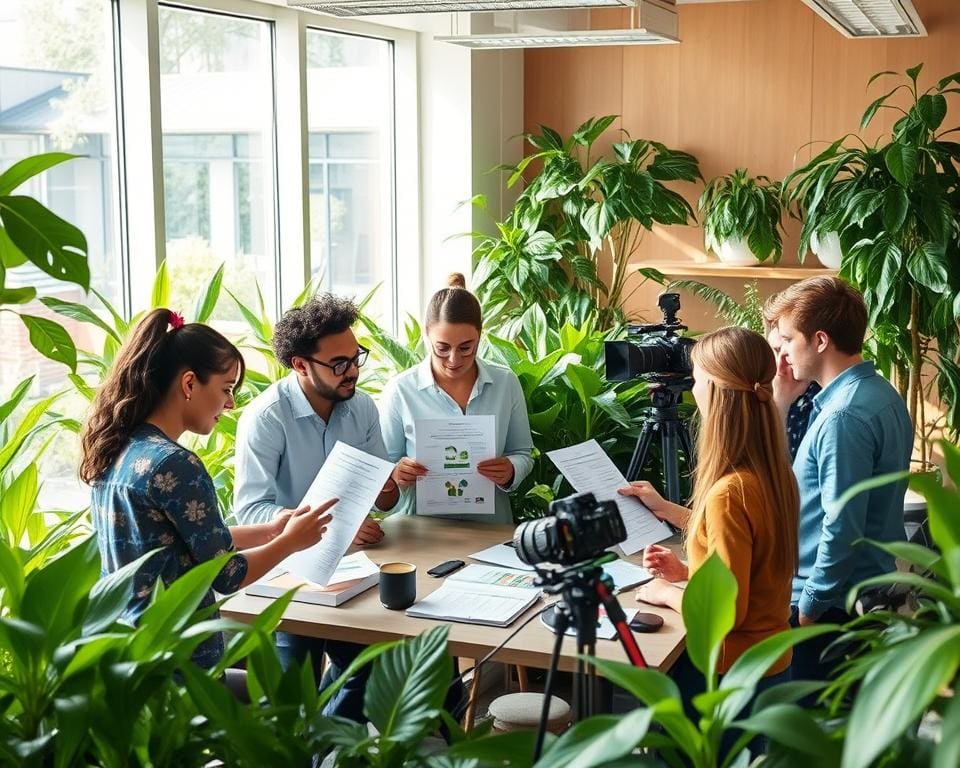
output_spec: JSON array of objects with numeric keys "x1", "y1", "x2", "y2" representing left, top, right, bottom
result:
[{"x1": 223, "y1": 515, "x2": 687, "y2": 723}]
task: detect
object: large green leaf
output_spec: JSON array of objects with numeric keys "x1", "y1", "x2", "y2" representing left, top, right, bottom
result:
[
  {"x1": 129, "y1": 553, "x2": 232, "y2": 657},
  {"x1": 0, "y1": 376, "x2": 34, "y2": 427},
  {"x1": 735, "y1": 704, "x2": 839, "y2": 761},
  {"x1": 0, "y1": 463, "x2": 39, "y2": 546},
  {"x1": 884, "y1": 142, "x2": 918, "y2": 187},
  {"x1": 0, "y1": 196, "x2": 89, "y2": 289},
  {"x1": 0, "y1": 152, "x2": 78, "y2": 196},
  {"x1": 449, "y1": 730, "x2": 542, "y2": 767},
  {"x1": 881, "y1": 185, "x2": 909, "y2": 233},
  {"x1": 364, "y1": 625, "x2": 452, "y2": 743},
  {"x1": 19, "y1": 313, "x2": 77, "y2": 371},
  {"x1": 82, "y1": 549, "x2": 160, "y2": 636},
  {"x1": 0, "y1": 286, "x2": 35, "y2": 305},
  {"x1": 933, "y1": 690, "x2": 960, "y2": 768},
  {"x1": 682, "y1": 552, "x2": 737, "y2": 682},
  {"x1": 718, "y1": 625, "x2": 838, "y2": 721},
  {"x1": 917, "y1": 93, "x2": 948, "y2": 131},
  {"x1": 564, "y1": 364, "x2": 602, "y2": 404},
  {"x1": 193, "y1": 263, "x2": 225, "y2": 323},
  {"x1": 39, "y1": 296, "x2": 121, "y2": 343},
  {"x1": 906, "y1": 242, "x2": 949, "y2": 293},
  {"x1": 151, "y1": 259, "x2": 169, "y2": 309},
  {"x1": 536, "y1": 711, "x2": 653, "y2": 768},
  {"x1": 0, "y1": 539, "x2": 24, "y2": 612},
  {"x1": 21, "y1": 536, "x2": 99, "y2": 648},
  {"x1": 843, "y1": 626, "x2": 960, "y2": 768}
]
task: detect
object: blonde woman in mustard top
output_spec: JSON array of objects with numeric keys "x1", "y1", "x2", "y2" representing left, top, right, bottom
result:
[{"x1": 619, "y1": 326, "x2": 799, "y2": 723}]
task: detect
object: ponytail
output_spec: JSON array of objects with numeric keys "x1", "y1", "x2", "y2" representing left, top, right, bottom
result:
[{"x1": 79, "y1": 309, "x2": 245, "y2": 483}]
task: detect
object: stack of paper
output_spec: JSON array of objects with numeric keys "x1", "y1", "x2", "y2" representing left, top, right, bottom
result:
[
  {"x1": 246, "y1": 552, "x2": 380, "y2": 607},
  {"x1": 405, "y1": 580, "x2": 540, "y2": 627},
  {"x1": 468, "y1": 542, "x2": 534, "y2": 571},
  {"x1": 449, "y1": 564, "x2": 538, "y2": 590}
]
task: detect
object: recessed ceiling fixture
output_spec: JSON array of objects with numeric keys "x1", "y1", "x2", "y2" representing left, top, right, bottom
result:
[
  {"x1": 287, "y1": 0, "x2": 638, "y2": 16},
  {"x1": 800, "y1": 0, "x2": 926, "y2": 37}
]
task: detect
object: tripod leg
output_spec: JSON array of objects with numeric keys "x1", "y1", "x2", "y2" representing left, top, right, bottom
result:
[
  {"x1": 661, "y1": 425, "x2": 682, "y2": 504},
  {"x1": 595, "y1": 580, "x2": 648, "y2": 668},
  {"x1": 626, "y1": 419, "x2": 657, "y2": 482},
  {"x1": 534, "y1": 606, "x2": 568, "y2": 762},
  {"x1": 677, "y1": 420, "x2": 695, "y2": 471}
]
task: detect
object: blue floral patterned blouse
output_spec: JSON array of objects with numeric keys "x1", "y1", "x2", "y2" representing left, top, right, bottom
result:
[
  {"x1": 91, "y1": 423, "x2": 248, "y2": 669},
  {"x1": 786, "y1": 381, "x2": 822, "y2": 460}
]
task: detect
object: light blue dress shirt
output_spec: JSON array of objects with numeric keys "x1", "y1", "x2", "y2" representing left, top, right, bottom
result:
[
  {"x1": 792, "y1": 361, "x2": 912, "y2": 619},
  {"x1": 233, "y1": 374, "x2": 388, "y2": 524},
  {"x1": 379, "y1": 358, "x2": 534, "y2": 524}
]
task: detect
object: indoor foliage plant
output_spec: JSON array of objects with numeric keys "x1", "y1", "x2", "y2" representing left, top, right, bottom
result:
[
  {"x1": 471, "y1": 115, "x2": 702, "y2": 332},
  {"x1": 782, "y1": 64, "x2": 960, "y2": 460},
  {"x1": 699, "y1": 168, "x2": 784, "y2": 266}
]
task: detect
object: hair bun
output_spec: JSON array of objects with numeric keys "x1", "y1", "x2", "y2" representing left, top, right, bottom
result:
[{"x1": 447, "y1": 272, "x2": 467, "y2": 289}]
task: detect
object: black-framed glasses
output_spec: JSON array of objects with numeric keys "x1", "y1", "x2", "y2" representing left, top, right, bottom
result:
[{"x1": 302, "y1": 346, "x2": 369, "y2": 377}]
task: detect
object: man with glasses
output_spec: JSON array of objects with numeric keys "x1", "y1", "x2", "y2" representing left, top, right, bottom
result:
[{"x1": 234, "y1": 293, "x2": 398, "y2": 722}]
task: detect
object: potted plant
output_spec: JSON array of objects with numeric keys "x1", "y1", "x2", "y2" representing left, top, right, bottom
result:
[
  {"x1": 781, "y1": 64, "x2": 960, "y2": 464},
  {"x1": 472, "y1": 115, "x2": 702, "y2": 332},
  {"x1": 699, "y1": 168, "x2": 784, "y2": 266}
]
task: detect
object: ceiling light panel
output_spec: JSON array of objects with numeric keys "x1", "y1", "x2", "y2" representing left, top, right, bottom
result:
[
  {"x1": 801, "y1": 0, "x2": 926, "y2": 37},
  {"x1": 289, "y1": 0, "x2": 636, "y2": 16}
]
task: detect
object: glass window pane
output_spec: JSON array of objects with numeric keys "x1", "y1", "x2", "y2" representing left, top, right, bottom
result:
[
  {"x1": 307, "y1": 30, "x2": 395, "y2": 328},
  {"x1": 0, "y1": 0, "x2": 122, "y2": 510},
  {"x1": 159, "y1": 6, "x2": 277, "y2": 327}
]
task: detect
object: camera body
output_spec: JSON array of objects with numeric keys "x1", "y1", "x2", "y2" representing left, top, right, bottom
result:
[
  {"x1": 514, "y1": 492, "x2": 626, "y2": 567},
  {"x1": 604, "y1": 293, "x2": 695, "y2": 385}
]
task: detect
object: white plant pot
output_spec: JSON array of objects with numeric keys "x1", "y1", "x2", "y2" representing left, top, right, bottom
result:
[
  {"x1": 810, "y1": 230, "x2": 843, "y2": 269},
  {"x1": 716, "y1": 237, "x2": 759, "y2": 266}
]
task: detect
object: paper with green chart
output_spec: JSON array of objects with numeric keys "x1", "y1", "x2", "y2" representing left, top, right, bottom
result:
[{"x1": 414, "y1": 415, "x2": 496, "y2": 516}]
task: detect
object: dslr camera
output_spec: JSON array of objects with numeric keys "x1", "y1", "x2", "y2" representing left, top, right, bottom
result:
[
  {"x1": 604, "y1": 293, "x2": 694, "y2": 387},
  {"x1": 513, "y1": 492, "x2": 626, "y2": 567}
]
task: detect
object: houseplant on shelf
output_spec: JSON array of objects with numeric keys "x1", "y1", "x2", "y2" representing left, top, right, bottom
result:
[
  {"x1": 472, "y1": 115, "x2": 702, "y2": 332},
  {"x1": 781, "y1": 64, "x2": 960, "y2": 461},
  {"x1": 698, "y1": 168, "x2": 784, "y2": 266}
]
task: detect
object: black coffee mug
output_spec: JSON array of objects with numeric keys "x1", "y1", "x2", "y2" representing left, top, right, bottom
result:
[{"x1": 379, "y1": 562, "x2": 416, "y2": 610}]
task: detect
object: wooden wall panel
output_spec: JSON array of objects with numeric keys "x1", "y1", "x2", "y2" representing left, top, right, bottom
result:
[{"x1": 522, "y1": 0, "x2": 960, "y2": 327}]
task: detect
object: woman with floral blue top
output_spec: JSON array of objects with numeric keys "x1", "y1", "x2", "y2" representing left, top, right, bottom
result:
[{"x1": 80, "y1": 308, "x2": 336, "y2": 671}]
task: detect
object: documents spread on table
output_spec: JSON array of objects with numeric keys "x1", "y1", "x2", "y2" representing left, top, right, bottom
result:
[
  {"x1": 279, "y1": 441, "x2": 393, "y2": 586},
  {"x1": 414, "y1": 416, "x2": 496, "y2": 516},
  {"x1": 468, "y1": 542, "x2": 534, "y2": 571},
  {"x1": 546, "y1": 439, "x2": 672, "y2": 554},
  {"x1": 405, "y1": 580, "x2": 540, "y2": 627}
]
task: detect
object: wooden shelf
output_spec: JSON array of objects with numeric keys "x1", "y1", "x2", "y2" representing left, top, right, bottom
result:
[{"x1": 632, "y1": 261, "x2": 836, "y2": 280}]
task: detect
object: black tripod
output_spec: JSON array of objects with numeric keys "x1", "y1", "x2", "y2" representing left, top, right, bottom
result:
[
  {"x1": 532, "y1": 559, "x2": 648, "y2": 762},
  {"x1": 625, "y1": 379, "x2": 695, "y2": 504}
]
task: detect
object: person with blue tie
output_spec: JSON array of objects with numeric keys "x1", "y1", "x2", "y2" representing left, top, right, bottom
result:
[
  {"x1": 380, "y1": 273, "x2": 534, "y2": 524},
  {"x1": 233, "y1": 293, "x2": 399, "y2": 722}
]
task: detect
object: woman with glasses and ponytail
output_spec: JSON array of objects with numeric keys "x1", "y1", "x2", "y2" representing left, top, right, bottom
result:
[
  {"x1": 80, "y1": 309, "x2": 336, "y2": 674},
  {"x1": 379, "y1": 273, "x2": 534, "y2": 524}
]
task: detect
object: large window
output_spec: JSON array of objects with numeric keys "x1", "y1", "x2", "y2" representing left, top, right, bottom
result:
[
  {"x1": 158, "y1": 5, "x2": 277, "y2": 323},
  {"x1": 307, "y1": 30, "x2": 395, "y2": 326},
  {"x1": 0, "y1": 0, "x2": 122, "y2": 394}
]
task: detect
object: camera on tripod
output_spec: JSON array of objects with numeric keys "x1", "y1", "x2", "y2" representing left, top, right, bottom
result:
[
  {"x1": 513, "y1": 492, "x2": 626, "y2": 568},
  {"x1": 603, "y1": 293, "x2": 695, "y2": 387}
]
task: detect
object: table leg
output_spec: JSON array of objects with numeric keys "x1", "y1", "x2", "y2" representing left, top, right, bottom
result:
[
  {"x1": 516, "y1": 665, "x2": 529, "y2": 692},
  {"x1": 464, "y1": 662, "x2": 483, "y2": 731}
]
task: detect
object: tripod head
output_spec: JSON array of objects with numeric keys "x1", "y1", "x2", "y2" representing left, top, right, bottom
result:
[{"x1": 535, "y1": 555, "x2": 617, "y2": 648}]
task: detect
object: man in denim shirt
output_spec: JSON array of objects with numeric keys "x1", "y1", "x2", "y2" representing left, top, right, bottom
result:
[{"x1": 769, "y1": 277, "x2": 912, "y2": 684}]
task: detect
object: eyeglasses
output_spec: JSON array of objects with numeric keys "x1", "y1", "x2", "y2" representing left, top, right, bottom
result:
[
  {"x1": 302, "y1": 346, "x2": 369, "y2": 377},
  {"x1": 431, "y1": 341, "x2": 478, "y2": 359}
]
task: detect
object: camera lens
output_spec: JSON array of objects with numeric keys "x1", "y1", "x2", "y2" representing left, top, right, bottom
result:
[{"x1": 513, "y1": 517, "x2": 557, "y2": 566}]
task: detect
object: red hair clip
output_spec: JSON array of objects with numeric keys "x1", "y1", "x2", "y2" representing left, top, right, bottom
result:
[{"x1": 168, "y1": 310, "x2": 185, "y2": 330}]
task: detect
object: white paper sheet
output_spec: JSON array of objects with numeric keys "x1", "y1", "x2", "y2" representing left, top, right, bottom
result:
[
  {"x1": 405, "y1": 581, "x2": 540, "y2": 626},
  {"x1": 414, "y1": 416, "x2": 497, "y2": 516},
  {"x1": 540, "y1": 605, "x2": 639, "y2": 641},
  {"x1": 546, "y1": 439, "x2": 672, "y2": 555},
  {"x1": 279, "y1": 441, "x2": 393, "y2": 586},
  {"x1": 448, "y1": 563, "x2": 539, "y2": 590},
  {"x1": 468, "y1": 542, "x2": 535, "y2": 572},
  {"x1": 602, "y1": 559, "x2": 654, "y2": 591}
]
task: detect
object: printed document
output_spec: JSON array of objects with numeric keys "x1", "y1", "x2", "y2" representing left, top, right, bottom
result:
[
  {"x1": 414, "y1": 416, "x2": 496, "y2": 516},
  {"x1": 280, "y1": 441, "x2": 393, "y2": 586},
  {"x1": 547, "y1": 439, "x2": 672, "y2": 555},
  {"x1": 405, "y1": 581, "x2": 539, "y2": 627}
]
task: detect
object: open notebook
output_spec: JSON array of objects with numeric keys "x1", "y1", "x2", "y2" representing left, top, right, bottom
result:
[
  {"x1": 245, "y1": 552, "x2": 379, "y2": 607},
  {"x1": 405, "y1": 564, "x2": 541, "y2": 627}
]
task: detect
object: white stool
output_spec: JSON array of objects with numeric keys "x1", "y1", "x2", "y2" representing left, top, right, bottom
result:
[{"x1": 487, "y1": 692, "x2": 571, "y2": 734}]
